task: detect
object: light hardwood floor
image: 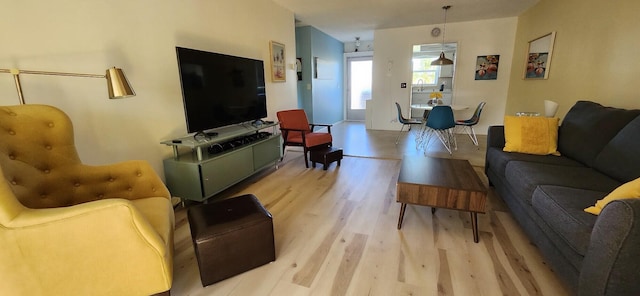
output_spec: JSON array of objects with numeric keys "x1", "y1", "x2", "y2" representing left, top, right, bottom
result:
[{"x1": 170, "y1": 122, "x2": 570, "y2": 296}]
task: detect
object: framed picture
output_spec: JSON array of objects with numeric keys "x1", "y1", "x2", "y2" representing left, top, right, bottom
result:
[
  {"x1": 296, "y1": 57, "x2": 302, "y2": 81},
  {"x1": 475, "y1": 55, "x2": 500, "y2": 80},
  {"x1": 524, "y1": 32, "x2": 556, "y2": 79},
  {"x1": 270, "y1": 41, "x2": 286, "y2": 82}
]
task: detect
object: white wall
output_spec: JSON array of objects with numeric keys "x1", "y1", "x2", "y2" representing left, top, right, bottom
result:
[
  {"x1": 369, "y1": 17, "x2": 518, "y2": 134},
  {"x1": 0, "y1": 0, "x2": 297, "y2": 178}
]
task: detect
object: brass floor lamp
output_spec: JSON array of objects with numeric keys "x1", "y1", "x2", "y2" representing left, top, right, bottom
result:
[{"x1": 0, "y1": 67, "x2": 135, "y2": 105}]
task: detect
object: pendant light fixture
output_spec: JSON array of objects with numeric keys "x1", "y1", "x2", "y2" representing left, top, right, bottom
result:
[{"x1": 431, "y1": 5, "x2": 454, "y2": 66}]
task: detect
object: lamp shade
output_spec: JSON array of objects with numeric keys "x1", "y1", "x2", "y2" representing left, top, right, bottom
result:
[
  {"x1": 431, "y1": 52, "x2": 454, "y2": 66},
  {"x1": 544, "y1": 100, "x2": 559, "y2": 117},
  {"x1": 106, "y1": 67, "x2": 135, "y2": 99}
]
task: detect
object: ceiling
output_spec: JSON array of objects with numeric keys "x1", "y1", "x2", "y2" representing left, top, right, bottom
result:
[{"x1": 272, "y1": 0, "x2": 539, "y2": 42}]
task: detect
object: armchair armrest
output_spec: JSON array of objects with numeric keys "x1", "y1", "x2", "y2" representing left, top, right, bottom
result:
[
  {"x1": 2, "y1": 198, "x2": 173, "y2": 295},
  {"x1": 579, "y1": 199, "x2": 640, "y2": 296},
  {"x1": 7, "y1": 199, "x2": 165, "y2": 247},
  {"x1": 309, "y1": 123, "x2": 332, "y2": 133}
]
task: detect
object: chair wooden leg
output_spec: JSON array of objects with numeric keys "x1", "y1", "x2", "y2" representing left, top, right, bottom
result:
[
  {"x1": 303, "y1": 148, "x2": 309, "y2": 168},
  {"x1": 280, "y1": 145, "x2": 286, "y2": 161}
]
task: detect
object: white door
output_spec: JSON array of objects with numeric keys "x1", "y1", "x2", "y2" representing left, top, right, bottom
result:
[{"x1": 346, "y1": 56, "x2": 372, "y2": 121}]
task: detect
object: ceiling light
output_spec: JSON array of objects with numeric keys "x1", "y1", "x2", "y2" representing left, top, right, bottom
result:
[{"x1": 431, "y1": 5, "x2": 454, "y2": 66}]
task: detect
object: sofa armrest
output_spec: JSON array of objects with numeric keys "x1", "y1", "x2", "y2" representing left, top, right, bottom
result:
[
  {"x1": 487, "y1": 125, "x2": 506, "y2": 148},
  {"x1": 579, "y1": 199, "x2": 640, "y2": 296},
  {"x1": 485, "y1": 125, "x2": 506, "y2": 174}
]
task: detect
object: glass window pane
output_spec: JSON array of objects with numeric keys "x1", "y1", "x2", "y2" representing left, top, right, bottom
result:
[
  {"x1": 412, "y1": 57, "x2": 439, "y2": 85},
  {"x1": 349, "y1": 60, "x2": 372, "y2": 110}
]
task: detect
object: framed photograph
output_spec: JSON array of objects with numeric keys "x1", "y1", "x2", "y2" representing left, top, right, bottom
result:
[
  {"x1": 524, "y1": 32, "x2": 556, "y2": 79},
  {"x1": 270, "y1": 41, "x2": 286, "y2": 82},
  {"x1": 296, "y1": 57, "x2": 302, "y2": 81},
  {"x1": 475, "y1": 55, "x2": 500, "y2": 80}
]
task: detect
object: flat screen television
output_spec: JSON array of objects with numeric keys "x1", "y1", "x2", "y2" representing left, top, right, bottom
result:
[{"x1": 176, "y1": 47, "x2": 267, "y2": 133}]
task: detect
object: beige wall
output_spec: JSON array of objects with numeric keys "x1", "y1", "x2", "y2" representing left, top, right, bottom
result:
[
  {"x1": 370, "y1": 17, "x2": 518, "y2": 134},
  {"x1": 506, "y1": 0, "x2": 640, "y2": 118},
  {"x1": 0, "y1": 1, "x2": 297, "y2": 178}
]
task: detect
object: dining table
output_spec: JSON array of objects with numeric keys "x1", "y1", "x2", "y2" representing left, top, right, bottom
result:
[{"x1": 410, "y1": 103, "x2": 469, "y2": 111}]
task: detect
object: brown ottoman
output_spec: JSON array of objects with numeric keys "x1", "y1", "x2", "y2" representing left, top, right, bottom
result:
[
  {"x1": 187, "y1": 194, "x2": 275, "y2": 286},
  {"x1": 310, "y1": 147, "x2": 343, "y2": 170}
]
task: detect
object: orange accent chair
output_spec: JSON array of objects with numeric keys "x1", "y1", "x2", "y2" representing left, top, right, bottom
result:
[{"x1": 276, "y1": 109, "x2": 333, "y2": 168}]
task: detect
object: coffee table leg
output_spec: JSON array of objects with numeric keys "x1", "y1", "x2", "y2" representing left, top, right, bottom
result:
[
  {"x1": 397, "y1": 203, "x2": 407, "y2": 229},
  {"x1": 471, "y1": 212, "x2": 479, "y2": 243}
]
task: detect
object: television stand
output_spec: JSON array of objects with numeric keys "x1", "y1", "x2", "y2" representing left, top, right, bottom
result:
[{"x1": 161, "y1": 122, "x2": 281, "y2": 202}]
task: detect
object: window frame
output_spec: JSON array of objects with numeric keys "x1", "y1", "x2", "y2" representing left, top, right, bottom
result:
[{"x1": 411, "y1": 55, "x2": 441, "y2": 89}]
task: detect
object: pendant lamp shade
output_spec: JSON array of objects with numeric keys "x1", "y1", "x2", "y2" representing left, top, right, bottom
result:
[
  {"x1": 431, "y1": 5, "x2": 454, "y2": 66},
  {"x1": 431, "y1": 52, "x2": 454, "y2": 65}
]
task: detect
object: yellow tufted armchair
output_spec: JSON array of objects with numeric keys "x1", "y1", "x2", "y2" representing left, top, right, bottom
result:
[{"x1": 0, "y1": 104, "x2": 174, "y2": 296}]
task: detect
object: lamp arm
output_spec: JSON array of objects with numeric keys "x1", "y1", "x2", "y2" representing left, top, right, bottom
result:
[
  {"x1": 0, "y1": 67, "x2": 133, "y2": 104},
  {"x1": 0, "y1": 68, "x2": 106, "y2": 105},
  {"x1": 0, "y1": 68, "x2": 105, "y2": 78}
]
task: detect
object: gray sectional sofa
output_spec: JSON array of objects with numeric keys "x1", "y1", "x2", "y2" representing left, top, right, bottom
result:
[{"x1": 485, "y1": 101, "x2": 640, "y2": 295}]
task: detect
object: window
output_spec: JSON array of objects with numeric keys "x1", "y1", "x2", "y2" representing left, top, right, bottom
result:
[
  {"x1": 411, "y1": 43, "x2": 457, "y2": 90},
  {"x1": 412, "y1": 56, "x2": 440, "y2": 86}
]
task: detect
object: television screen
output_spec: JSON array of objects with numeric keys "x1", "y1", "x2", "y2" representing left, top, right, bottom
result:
[{"x1": 176, "y1": 47, "x2": 267, "y2": 133}]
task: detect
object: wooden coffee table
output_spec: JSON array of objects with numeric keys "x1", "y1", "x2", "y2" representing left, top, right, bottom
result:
[{"x1": 396, "y1": 156, "x2": 487, "y2": 242}]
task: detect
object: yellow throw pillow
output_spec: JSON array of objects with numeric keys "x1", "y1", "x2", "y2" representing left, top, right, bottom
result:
[
  {"x1": 503, "y1": 116, "x2": 561, "y2": 156},
  {"x1": 584, "y1": 177, "x2": 640, "y2": 215}
]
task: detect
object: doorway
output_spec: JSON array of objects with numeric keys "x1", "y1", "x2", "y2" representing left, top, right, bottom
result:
[{"x1": 346, "y1": 56, "x2": 372, "y2": 121}]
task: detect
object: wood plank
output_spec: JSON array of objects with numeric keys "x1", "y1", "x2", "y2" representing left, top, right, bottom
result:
[{"x1": 169, "y1": 123, "x2": 570, "y2": 296}]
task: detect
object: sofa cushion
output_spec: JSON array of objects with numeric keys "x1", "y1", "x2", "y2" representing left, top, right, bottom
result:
[
  {"x1": 558, "y1": 101, "x2": 640, "y2": 167},
  {"x1": 532, "y1": 185, "x2": 602, "y2": 257},
  {"x1": 593, "y1": 115, "x2": 640, "y2": 183},
  {"x1": 486, "y1": 147, "x2": 583, "y2": 181},
  {"x1": 585, "y1": 177, "x2": 640, "y2": 215},
  {"x1": 503, "y1": 116, "x2": 560, "y2": 155},
  {"x1": 504, "y1": 161, "x2": 621, "y2": 205}
]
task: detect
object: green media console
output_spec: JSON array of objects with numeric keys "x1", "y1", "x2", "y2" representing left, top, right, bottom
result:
[{"x1": 161, "y1": 122, "x2": 281, "y2": 202}]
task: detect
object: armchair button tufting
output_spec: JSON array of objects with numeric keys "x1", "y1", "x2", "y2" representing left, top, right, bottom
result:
[
  {"x1": 10, "y1": 180, "x2": 17, "y2": 185},
  {"x1": 8, "y1": 130, "x2": 15, "y2": 135},
  {"x1": 45, "y1": 145, "x2": 52, "y2": 150},
  {"x1": 48, "y1": 122, "x2": 54, "y2": 128},
  {"x1": 97, "y1": 194, "x2": 104, "y2": 199},
  {"x1": 9, "y1": 154, "x2": 15, "y2": 160},
  {"x1": 128, "y1": 187, "x2": 133, "y2": 191},
  {"x1": 43, "y1": 169, "x2": 50, "y2": 174},
  {"x1": 74, "y1": 182, "x2": 81, "y2": 187},
  {"x1": 109, "y1": 178, "x2": 115, "y2": 182}
]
